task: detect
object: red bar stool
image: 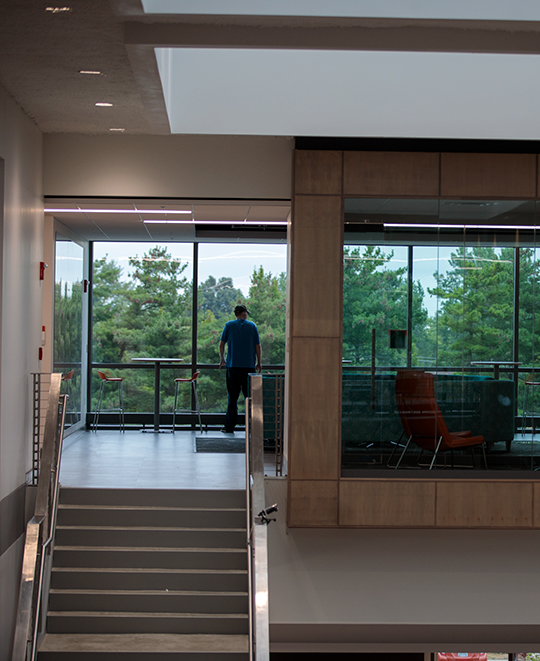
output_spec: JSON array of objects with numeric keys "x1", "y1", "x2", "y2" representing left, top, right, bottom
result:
[
  {"x1": 93, "y1": 370, "x2": 125, "y2": 432},
  {"x1": 61, "y1": 369, "x2": 74, "y2": 405},
  {"x1": 173, "y1": 371, "x2": 202, "y2": 433}
]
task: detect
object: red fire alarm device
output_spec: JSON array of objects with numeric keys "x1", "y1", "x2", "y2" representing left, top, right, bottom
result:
[{"x1": 39, "y1": 262, "x2": 47, "y2": 280}]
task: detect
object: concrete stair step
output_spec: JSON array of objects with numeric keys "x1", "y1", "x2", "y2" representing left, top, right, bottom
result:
[
  {"x1": 46, "y1": 612, "x2": 249, "y2": 635},
  {"x1": 59, "y1": 489, "x2": 246, "y2": 510},
  {"x1": 48, "y1": 590, "x2": 248, "y2": 614},
  {"x1": 57, "y1": 506, "x2": 246, "y2": 529},
  {"x1": 52, "y1": 547, "x2": 247, "y2": 570},
  {"x1": 51, "y1": 568, "x2": 248, "y2": 592},
  {"x1": 55, "y1": 526, "x2": 246, "y2": 549},
  {"x1": 38, "y1": 633, "x2": 249, "y2": 660}
]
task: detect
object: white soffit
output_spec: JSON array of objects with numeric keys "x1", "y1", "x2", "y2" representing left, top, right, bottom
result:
[
  {"x1": 142, "y1": 0, "x2": 540, "y2": 21},
  {"x1": 155, "y1": 48, "x2": 540, "y2": 139}
]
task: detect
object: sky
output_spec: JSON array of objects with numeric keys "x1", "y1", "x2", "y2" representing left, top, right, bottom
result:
[{"x1": 93, "y1": 242, "x2": 287, "y2": 297}]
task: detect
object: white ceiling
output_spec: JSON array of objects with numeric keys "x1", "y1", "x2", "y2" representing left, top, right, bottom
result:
[
  {"x1": 142, "y1": 0, "x2": 540, "y2": 21},
  {"x1": 2, "y1": 1, "x2": 540, "y2": 137},
  {"x1": 46, "y1": 198, "x2": 290, "y2": 242},
  {"x1": 4, "y1": 1, "x2": 540, "y2": 239}
]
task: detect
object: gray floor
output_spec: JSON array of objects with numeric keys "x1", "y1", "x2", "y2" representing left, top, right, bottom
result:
[{"x1": 59, "y1": 429, "x2": 251, "y2": 490}]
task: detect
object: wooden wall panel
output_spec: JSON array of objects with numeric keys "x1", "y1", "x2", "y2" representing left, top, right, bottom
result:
[
  {"x1": 533, "y1": 483, "x2": 540, "y2": 528},
  {"x1": 343, "y1": 151, "x2": 440, "y2": 197},
  {"x1": 289, "y1": 480, "x2": 339, "y2": 527},
  {"x1": 294, "y1": 150, "x2": 343, "y2": 195},
  {"x1": 291, "y1": 195, "x2": 342, "y2": 338},
  {"x1": 288, "y1": 337, "x2": 341, "y2": 480},
  {"x1": 436, "y1": 481, "x2": 534, "y2": 528},
  {"x1": 440, "y1": 153, "x2": 537, "y2": 198},
  {"x1": 339, "y1": 479, "x2": 436, "y2": 527}
]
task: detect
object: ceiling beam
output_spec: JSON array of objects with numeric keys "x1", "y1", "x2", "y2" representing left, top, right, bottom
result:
[{"x1": 124, "y1": 16, "x2": 540, "y2": 54}]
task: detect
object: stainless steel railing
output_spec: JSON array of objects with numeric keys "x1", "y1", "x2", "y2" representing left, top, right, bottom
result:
[
  {"x1": 245, "y1": 374, "x2": 270, "y2": 661},
  {"x1": 12, "y1": 373, "x2": 66, "y2": 661}
]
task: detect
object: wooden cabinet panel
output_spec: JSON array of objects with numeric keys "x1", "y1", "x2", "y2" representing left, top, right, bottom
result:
[
  {"x1": 533, "y1": 483, "x2": 540, "y2": 528},
  {"x1": 339, "y1": 479, "x2": 436, "y2": 527},
  {"x1": 441, "y1": 153, "x2": 537, "y2": 198},
  {"x1": 343, "y1": 151, "x2": 440, "y2": 197},
  {"x1": 288, "y1": 337, "x2": 341, "y2": 480},
  {"x1": 436, "y1": 481, "x2": 533, "y2": 528},
  {"x1": 288, "y1": 480, "x2": 339, "y2": 527},
  {"x1": 294, "y1": 150, "x2": 343, "y2": 195},
  {"x1": 291, "y1": 195, "x2": 342, "y2": 338}
]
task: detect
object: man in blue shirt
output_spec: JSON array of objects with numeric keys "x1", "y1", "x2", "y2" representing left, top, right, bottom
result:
[{"x1": 219, "y1": 304, "x2": 262, "y2": 433}]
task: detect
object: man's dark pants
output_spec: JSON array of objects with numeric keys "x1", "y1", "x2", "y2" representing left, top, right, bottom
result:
[{"x1": 224, "y1": 367, "x2": 252, "y2": 432}]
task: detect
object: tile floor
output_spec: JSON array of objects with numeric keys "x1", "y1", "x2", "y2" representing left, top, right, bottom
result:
[{"x1": 59, "y1": 429, "x2": 250, "y2": 490}]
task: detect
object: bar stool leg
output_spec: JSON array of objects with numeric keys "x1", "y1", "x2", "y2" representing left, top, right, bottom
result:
[
  {"x1": 93, "y1": 381, "x2": 105, "y2": 432},
  {"x1": 119, "y1": 381, "x2": 125, "y2": 432},
  {"x1": 522, "y1": 382, "x2": 528, "y2": 437},
  {"x1": 192, "y1": 380, "x2": 202, "y2": 433},
  {"x1": 173, "y1": 381, "x2": 179, "y2": 433}
]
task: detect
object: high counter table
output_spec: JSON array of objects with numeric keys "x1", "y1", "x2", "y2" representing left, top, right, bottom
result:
[
  {"x1": 471, "y1": 360, "x2": 522, "y2": 380},
  {"x1": 131, "y1": 357, "x2": 184, "y2": 432}
]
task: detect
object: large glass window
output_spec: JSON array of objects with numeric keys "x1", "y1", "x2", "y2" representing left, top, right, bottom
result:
[
  {"x1": 342, "y1": 198, "x2": 539, "y2": 473},
  {"x1": 92, "y1": 243, "x2": 193, "y2": 417},
  {"x1": 90, "y1": 240, "x2": 287, "y2": 421},
  {"x1": 197, "y1": 243, "x2": 287, "y2": 413}
]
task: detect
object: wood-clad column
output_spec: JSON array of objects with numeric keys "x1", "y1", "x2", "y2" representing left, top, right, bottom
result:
[{"x1": 288, "y1": 150, "x2": 343, "y2": 527}]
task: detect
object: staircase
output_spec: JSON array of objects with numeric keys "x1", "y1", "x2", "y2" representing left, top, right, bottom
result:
[{"x1": 38, "y1": 488, "x2": 249, "y2": 660}]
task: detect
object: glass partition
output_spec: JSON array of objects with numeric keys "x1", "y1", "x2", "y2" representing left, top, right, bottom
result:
[
  {"x1": 54, "y1": 234, "x2": 85, "y2": 427},
  {"x1": 342, "y1": 198, "x2": 539, "y2": 473}
]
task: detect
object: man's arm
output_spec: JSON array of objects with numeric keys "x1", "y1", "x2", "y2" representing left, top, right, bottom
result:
[
  {"x1": 219, "y1": 340, "x2": 226, "y2": 368},
  {"x1": 256, "y1": 344, "x2": 262, "y2": 373}
]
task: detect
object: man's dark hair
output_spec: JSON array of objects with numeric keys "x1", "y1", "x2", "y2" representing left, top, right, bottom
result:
[{"x1": 234, "y1": 304, "x2": 249, "y2": 316}]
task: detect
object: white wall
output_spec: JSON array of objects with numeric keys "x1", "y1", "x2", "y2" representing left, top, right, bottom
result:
[
  {"x1": 43, "y1": 134, "x2": 293, "y2": 200},
  {"x1": 266, "y1": 478, "x2": 540, "y2": 652},
  {"x1": 0, "y1": 86, "x2": 43, "y2": 499},
  {"x1": 0, "y1": 82, "x2": 43, "y2": 661}
]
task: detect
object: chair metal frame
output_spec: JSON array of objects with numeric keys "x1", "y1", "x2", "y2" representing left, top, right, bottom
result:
[
  {"x1": 522, "y1": 374, "x2": 540, "y2": 437},
  {"x1": 92, "y1": 370, "x2": 125, "y2": 432},
  {"x1": 173, "y1": 370, "x2": 202, "y2": 433}
]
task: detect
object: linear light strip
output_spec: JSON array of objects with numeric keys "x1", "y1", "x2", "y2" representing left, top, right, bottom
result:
[
  {"x1": 144, "y1": 219, "x2": 287, "y2": 225},
  {"x1": 383, "y1": 223, "x2": 539, "y2": 230},
  {"x1": 44, "y1": 208, "x2": 192, "y2": 214}
]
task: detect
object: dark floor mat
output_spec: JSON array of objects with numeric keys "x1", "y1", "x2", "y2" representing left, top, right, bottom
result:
[{"x1": 195, "y1": 436, "x2": 245, "y2": 453}]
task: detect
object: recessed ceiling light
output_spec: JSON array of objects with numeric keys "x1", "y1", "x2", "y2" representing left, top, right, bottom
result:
[
  {"x1": 109, "y1": 128, "x2": 125, "y2": 132},
  {"x1": 45, "y1": 6, "x2": 72, "y2": 13},
  {"x1": 80, "y1": 70, "x2": 101, "y2": 75},
  {"x1": 95, "y1": 102, "x2": 113, "y2": 107}
]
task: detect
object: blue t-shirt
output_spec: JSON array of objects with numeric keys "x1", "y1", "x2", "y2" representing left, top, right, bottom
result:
[{"x1": 221, "y1": 319, "x2": 260, "y2": 368}]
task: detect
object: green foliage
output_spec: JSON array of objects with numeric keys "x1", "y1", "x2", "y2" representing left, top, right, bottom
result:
[
  {"x1": 91, "y1": 247, "x2": 287, "y2": 414},
  {"x1": 199, "y1": 275, "x2": 243, "y2": 318},
  {"x1": 92, "y1": 256, "x2": 131, "y2": 363},
  {"x1": 246, "y1": 266, "x2": 286, "y2": 365},
  {"x1": 343, "y1": 246, "x2": 427, "y2": 366},
  {"x1": 429, "y1": 246, "x2": 514, "y2": 366},
  {"x1": 55, "y1": 280, "x2": 83, "y2": 364}
]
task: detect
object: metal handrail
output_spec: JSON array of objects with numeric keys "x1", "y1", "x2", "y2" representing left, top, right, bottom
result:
[
  {"x1": 245, "y1": 374, "x2": 270, "y2": 661},
  {"x1": 12, "y1": 373, "x2": 66, "y2": 661}
]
